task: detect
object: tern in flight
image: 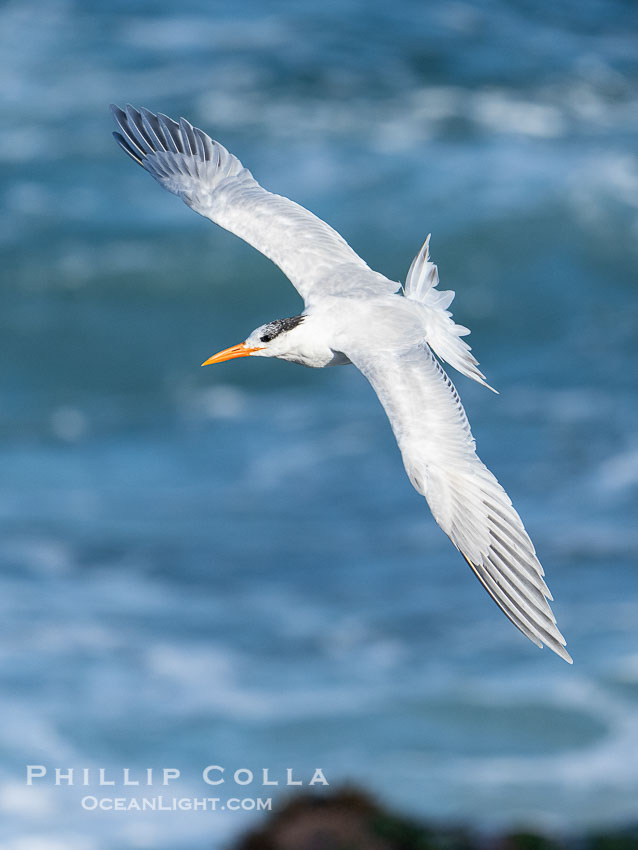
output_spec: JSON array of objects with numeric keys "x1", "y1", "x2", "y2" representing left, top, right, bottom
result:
[{"x1": 111, "y1": 104, "x2": 571, "y2": 663}]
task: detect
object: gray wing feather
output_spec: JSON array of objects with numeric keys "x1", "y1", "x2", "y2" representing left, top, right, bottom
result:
[
  {"x1": 347, "y1": 341, "x2": 572, "y2": 663},
  {"x1": 110, "y1": 104, "x2": 397, "y2": 304}
]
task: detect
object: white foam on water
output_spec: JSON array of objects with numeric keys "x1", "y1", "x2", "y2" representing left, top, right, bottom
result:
[
  {"x1": 183, "y1": 384, "x2": 249, "y2": 421},
  {"x1": 0, "y1": 839, "x2": 99, "y2": 850},
  {"x1": 597, "y1": 446, "x2": 638, "y2": 494},
  {"x1": 50, "y1": 407, "x2": 89, "y2": 442},
  {"x1": 123, "y1": 15, "x2": 289, "y2": 52},
  {"x1": 0, "y1": 783, "x2": 54, "y2": 818}
]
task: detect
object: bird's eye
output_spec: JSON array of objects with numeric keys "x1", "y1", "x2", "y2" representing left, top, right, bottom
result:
[{"x1": 259, "y1": 321, "x2": 281, "y2": 343}]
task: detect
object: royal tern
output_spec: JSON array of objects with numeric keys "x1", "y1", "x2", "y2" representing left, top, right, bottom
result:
[{"x1": 111, "y1": 104, "x2": 571, "y2": 663}]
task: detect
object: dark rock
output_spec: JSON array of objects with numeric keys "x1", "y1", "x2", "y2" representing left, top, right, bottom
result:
[{"x1": 231, "y1": 787, "x2": 475, "y2": 850}]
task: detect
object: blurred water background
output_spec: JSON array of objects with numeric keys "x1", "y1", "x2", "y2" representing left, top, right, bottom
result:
[{"x1": 1, "y1": 0, "x2": 638, "y2": 847}]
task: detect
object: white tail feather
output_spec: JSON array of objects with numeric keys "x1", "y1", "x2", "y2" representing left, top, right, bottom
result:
[{"x1": 404, "y1": 235, "x2": 497, "y2": 393}]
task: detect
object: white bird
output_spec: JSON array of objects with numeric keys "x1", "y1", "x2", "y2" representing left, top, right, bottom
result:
[{"x1": 111, "y1": 104, "x2": 571, "y2": 663}]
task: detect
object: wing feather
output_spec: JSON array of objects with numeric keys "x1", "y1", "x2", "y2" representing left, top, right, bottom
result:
[
  {"x1": 138, "y1": 108, "x2": 165, "y2": 151},
  {"x1": 110, "y1": 104, "x2": 397, "y2": 304},
  {"x1": 347, "y1": 341, "x2": 571, "y2": 662}
]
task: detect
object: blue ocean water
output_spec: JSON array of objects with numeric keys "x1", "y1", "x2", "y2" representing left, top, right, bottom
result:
[{"x1": 1, "y1": 0, "x2": 638, "y2": 846}]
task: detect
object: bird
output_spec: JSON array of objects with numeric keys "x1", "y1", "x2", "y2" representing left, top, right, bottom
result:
[{"x1": 111, "y1": 103, "x2": 572, "y2": 663}]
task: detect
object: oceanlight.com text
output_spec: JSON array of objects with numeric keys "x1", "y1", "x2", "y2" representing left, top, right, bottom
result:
[{"x1": 81, "y1": 795, "x2": 273, "y2": 812}]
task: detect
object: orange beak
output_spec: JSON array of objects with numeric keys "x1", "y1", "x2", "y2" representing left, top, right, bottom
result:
[{"x1": 201, "y1": 342, "x2": 263, "y2": 366}]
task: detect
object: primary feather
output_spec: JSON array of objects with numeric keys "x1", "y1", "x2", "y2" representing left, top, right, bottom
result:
[{"x1": 111, "y1": 104, "x2": 395, "y2": 304}]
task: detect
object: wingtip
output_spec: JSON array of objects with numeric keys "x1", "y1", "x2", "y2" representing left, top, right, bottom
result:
[
  {"x1": 461, "y1": 551, "x2": 572, "y2": 663},
  {"x1": 555, "y1": 644, "x2": 573, "y2": 664},
  {"x1": 112, "y1": 130, "x2": 144, "y2": 166}
]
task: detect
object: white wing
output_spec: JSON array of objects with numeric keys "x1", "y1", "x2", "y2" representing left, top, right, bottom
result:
[
  {"x1": 111, "y1": 104, "x2": 397, "y2": 305},
  {"x1": 346, "y1": 340, "x2": 571, "y2": 662}
]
